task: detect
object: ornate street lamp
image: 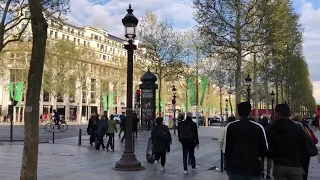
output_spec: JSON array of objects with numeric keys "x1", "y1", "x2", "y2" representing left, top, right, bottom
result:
[
  {"x1": 172, "y1": 86, "x2": 177, "y2": 135},
  {"x1": 114, "y1": 4, "x2": 141, "y2": 171},
  {"x1": 270, "y1": 91, "x2": 275, "y2": 119},
  {"x1": 245, "y1": 74, "x2": 252, "y2": 102},
  {"x1": 225, "y1": 98, "x2": 229, "y2": 118}
]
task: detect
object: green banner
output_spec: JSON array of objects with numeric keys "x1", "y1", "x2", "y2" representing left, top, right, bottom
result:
[
  {"x1": 9, "y1": 82, "x2": 14, "y2": 99},
  {"x1": 187, "y1": 77, "x2": 196, "y2": 106},
  {"x1": 103, "y1": 94, "x2": 108, "y2": 111},
  {"x1": 161, "y1": 99, "x2": 165, "y2": 113},
  {"x1": 109, "y1": 93, "x2": 114, "y2": 110},
  {"x1": 15, "y1": 82, "x2": 23, "y2": 102},
  {"x1": 181, "y1": 103, "x2": 185, "y2": 112},
  {"x1": 200, "y1": 76, "x2": 208, "y2": 106}
]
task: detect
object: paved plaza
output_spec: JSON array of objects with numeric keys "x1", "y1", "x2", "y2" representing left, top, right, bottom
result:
[
  {"x1": 0, "y1": 126, "x2": 319, "y2": 179},
  {"x1": 0, "y1": 124, "x2": 88, "y2": 141}
]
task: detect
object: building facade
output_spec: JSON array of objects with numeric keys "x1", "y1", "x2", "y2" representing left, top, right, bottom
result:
[{"x1": 1, "y1": 9, "x2": 141, "y2": 123}]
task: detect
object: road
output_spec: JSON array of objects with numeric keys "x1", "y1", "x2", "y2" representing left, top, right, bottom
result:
[{"x1": 0, "y1": 124, "x2": 87, "y2": 141}]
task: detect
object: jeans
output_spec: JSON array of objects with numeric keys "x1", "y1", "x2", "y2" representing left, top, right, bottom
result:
[
  {"x1": 182, "y1": 145, "x2": 196, "y2": 171},
  {"x1": 95, "y1": 136, "x2": 105, "y2": 150},
  {"x1": 261, "y1": 157, "x2": 272, "y2": 175},
  {"x1": 155, "y1": 151, "x2": 166, "y2": 166},
  {"x1": 119, "y1": 127, "x2": 124, "y2": 138},
  {"x1": 229, "y1": 174, "x2": 261, "y2": 180},
  {"x1": 106, "y1": 133, "x2": 114, "y2": 150},
  {"x1": 273, "y1": 165, "x2": 304, "y2": 180}
]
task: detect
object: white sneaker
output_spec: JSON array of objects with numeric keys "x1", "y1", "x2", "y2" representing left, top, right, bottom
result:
[
  {"x1": 184, "y1": 170, "x2": 188, "y2": 174},
  {"x1": 192, "y1": 166, "x2": 197, "y2": 171},
  {"x1": 160, "y1": 166, "x2": 165, "y2": 171},
  {"x1": 153, "y1": 161, "x2": 158, "y2": 170}
]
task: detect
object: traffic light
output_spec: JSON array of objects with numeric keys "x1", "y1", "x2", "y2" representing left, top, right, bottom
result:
[{"x1": 136, "y1": 90, "x2": 141, "y2": 103}]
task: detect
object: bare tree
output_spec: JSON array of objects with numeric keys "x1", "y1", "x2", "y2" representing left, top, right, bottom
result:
[{"x1": 136, "y1": 12, "x2": 184, "y2": 116}]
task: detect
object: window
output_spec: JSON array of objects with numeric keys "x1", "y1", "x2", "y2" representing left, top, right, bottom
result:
[
  {"x1": 107, "y1": 56, "x2": 110, "y2": 60},
  {"x1": 84, "y1": 41, "x2": 86, "y2": 46},
  {"x1": 71, "y1": 29, "x2": 74, "y2": 34},
  {"x1": 55, "y1": 32, "x2": 58, "y2": 38},
  {"x1": 43, "y1": 91, "x2": 49, "y2": 102},
  {"x1": 118, "y1": 50, "x2": 120, "y2": 54},
  {"x1": 62, "y1": 34, "x2": 65, "y2": 39},
  {"x1": 99, "y1": 54, "x2": 102, "y2": 58},
  {"x1": 97, "y1": 43, "x2": 99, "y2": 48},
  {"x1": 78, "y1": 31, "x2": 80, "y2": 36},
  {"x1": 87, "y1": 42, "x2": 90, "y2": 46},
  {"x1": 77, "y1": 39, "x2": 80, "y2": 45},
  {"x1": 73, "y1": 38, "x2": 76, "y2": 43},
  {"x1": 50, "y1": 30, "x2": 53, "y2": 37},
  {"x1": 67, "y1": 36, "x2": 69, "y2": 40},
  {"x1": 67, "y1": 28, "x2": 70, "y2": 32},
  {"x1": 57, "y1": 93, "x2": 64, "y2": 102},
  {"x1": 103, "y1": 55, "x2": 106, "y2": 60},
  {"x1": 94, "y1": 35, "x2": 98, "y2": 40}
]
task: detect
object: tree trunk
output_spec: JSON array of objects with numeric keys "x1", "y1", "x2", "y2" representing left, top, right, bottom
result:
[
  {"x1": 264, "y1": 60, "x2": 269, "y2": 115},
  {"x1": 77, "y1": 84, "x2": 83, "y2": 124},
  {"x1": 158, "y1": 76, "x2": 162, "y2": 117},
  {"x1": 234, "y1": 2, "x2": 242, "y2": 119},
  {"x1": 20, "y1": 0, "x2": 47, "y2": 179},
  {"x1": 253, "y1": 53, "x2": 258, "y2": 119}
]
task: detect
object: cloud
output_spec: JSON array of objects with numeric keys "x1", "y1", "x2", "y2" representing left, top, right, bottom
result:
[
  {"x1": 67, "y1": 0, "x2": 195, "y2": 38},
  {"x1": 300, "y1": 1, "x2": 320, "y2": 102}
]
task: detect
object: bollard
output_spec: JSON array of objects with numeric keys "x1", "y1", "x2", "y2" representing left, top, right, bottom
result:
[
  {"x1": 220, "y1": 150, "x2": 224, "y2": 172},
  {"x1": 132, "y1": 133, "x2": 135, "y2": 151},
  {"x1": 10, "y1": 118, "x2": 13, "y2": 142},
  {"x1": 78, "y1": 129, "x2": 82, "y2": 145},
  {"x1": 52, "y1": 127, "x2": 55, "y2": 144}
]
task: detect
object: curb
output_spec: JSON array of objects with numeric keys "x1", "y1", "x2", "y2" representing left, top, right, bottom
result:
[{"x1": 0, "y1": 140, "x2": 49, "y2": 144}]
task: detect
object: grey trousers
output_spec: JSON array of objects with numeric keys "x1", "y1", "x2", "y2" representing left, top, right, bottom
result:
[{"x1": 273, "y1": 165, "x2": 304, "y2": 180}]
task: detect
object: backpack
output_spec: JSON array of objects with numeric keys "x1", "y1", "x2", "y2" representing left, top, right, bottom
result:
[{"x1": 179, "y1": 121, "x2": 193, "y2": 143}]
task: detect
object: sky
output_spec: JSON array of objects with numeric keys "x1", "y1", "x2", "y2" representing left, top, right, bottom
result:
[{"x1": 67, "y1": 0, "x2": 320, "y2": 103}]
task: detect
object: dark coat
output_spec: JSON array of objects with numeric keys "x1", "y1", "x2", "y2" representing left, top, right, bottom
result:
[
  {"x1": 177, "y1": 117, "x2": 199, "y2": 148},
  {"x1": 97, "y1": 120, "x2": 107, "y2": 137},
  {"x1": 151, "y1": 124, "x2": 172, "y2": 154},
  {"x1": 133, "y1": 116, "x2": 138, "y2": 132}
]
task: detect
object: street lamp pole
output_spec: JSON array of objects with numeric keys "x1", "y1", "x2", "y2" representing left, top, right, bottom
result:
[
  {"x1": 114, "y1": 4, "x2": 141, "y2": 171},
  {"x1": 271, "y1": 91, "x2": 275, "y2": 120},
  {"x1": 245, "y1": 74, "x2": 252, "y2": 103},
  {"x1": 172, "y1": 86, "x2": 177, "y2": 135},
  {"x1": 225, "y1": 98, "x2": 229, "y2": 119}
]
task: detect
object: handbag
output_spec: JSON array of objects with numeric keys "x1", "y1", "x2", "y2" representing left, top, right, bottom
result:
[{"x1": 304, "y1": 128, "x2": 318, "y2": 157}]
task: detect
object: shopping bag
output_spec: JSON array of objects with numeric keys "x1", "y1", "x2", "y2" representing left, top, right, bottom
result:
[{"x1": 146, "y1": 137, "x2": 155, "y2": 163}]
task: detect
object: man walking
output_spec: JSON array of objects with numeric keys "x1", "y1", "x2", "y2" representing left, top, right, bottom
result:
[
  {"x1": 225, "y1": 102, "x2": 268, "y2": 180},
  {"x1": 260, "y1": 116, "x2": 272, "y2": 179},
  {"x1": 267, "y1": 104, "x2": 308, "y2": 180},
  {"x1": 178, "y1": 112, "x2": 199, "y2": 174}
]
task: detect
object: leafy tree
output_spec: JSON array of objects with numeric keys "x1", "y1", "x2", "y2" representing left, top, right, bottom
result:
[
  {"x1": 136, "y1": 12, "x2": 184, "y2": 115},
  {"x1": 43, "y1": 39, "x2": 76, "y2": 109},
  {"x1": 193, "y1": 0, "x2": 268, "y2": 117}
]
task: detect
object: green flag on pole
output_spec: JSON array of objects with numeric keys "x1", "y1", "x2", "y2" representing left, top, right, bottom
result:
[
  {"x1": 103, "y1": 94, "x2": 108, "y2": 111},
  {"x1": 187, "y1": 77, "x2": 196, "y2": 106},
  {"x1": 200, "y1": 76, "x2": 208, "y2": 105},
  {"x1": 109, "y1": 93, "x2": 114, "y2": 110},
  {"x1": 161, "y1": 99, "x2": 165, "y2": 113},
  {"x1": 9, "y1": 82, "x2": 14, "y2": 99},
  {"x1": 15, "y1": 82, "x2": 23, "y2": 102}
]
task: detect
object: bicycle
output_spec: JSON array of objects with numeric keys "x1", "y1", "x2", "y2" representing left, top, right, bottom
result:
[{"x1": 45, "y1": 120, "x2": 68, "y2": 132}]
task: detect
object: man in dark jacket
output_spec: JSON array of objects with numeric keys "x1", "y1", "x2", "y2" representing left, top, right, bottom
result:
[
  {"x1": 96, "y1": 115, "x2": 107, "y2": 150},
  {"x1": 119, "y1": 112, "x2": 125, "y2": 139},
  {"x1": 178, "y1": 112, "x2": 199, "y2": 174},
  {"x1": 267, "y1": 104, "x2": 308, "y2": 180},
  {"x1": 225, "y1": 102, "x2": 268, "y2": 179}
]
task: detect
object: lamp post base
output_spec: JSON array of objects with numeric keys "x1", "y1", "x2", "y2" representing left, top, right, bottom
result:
[{"x1": 114, "y1": 150, "x2": 142, "y2": 171}]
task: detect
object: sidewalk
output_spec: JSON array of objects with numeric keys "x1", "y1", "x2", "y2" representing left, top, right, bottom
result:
[{"x1": 0, "y1": 127, "x2": 227, "y2": 180}]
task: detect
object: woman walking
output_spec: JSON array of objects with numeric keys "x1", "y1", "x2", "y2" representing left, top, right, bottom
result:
[{"x1": 151, "y1": 117, "x2": 172, "y2": 171}]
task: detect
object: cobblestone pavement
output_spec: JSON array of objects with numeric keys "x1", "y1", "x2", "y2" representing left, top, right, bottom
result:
[
  {"x1": 0, "y1": 126, "x2": 319, "y2": 179},
  {"x1": 0, "y1": 124, "x2": 88, "y2": 141},
  {"x1": 0, "y1": 128, "x2": 227, "y2": 180}
]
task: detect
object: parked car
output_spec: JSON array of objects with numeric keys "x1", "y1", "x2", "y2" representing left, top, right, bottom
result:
[
  {"x1": 208, "y1": 117, "x2": 221, "y2": 125},
  {"x1": 192, "y1": 116, "x2": 205, "y2": 126},
  {"x1": 114, "y1": 114, "x2": 121, "y2": 124}
]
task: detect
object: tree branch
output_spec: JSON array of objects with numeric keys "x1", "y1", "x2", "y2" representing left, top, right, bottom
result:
[{"x1": 3, "y1": 18, "x2": 31, "y2": 48}]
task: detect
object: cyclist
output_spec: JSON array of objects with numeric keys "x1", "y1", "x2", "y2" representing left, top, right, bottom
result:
[{"x1": 53, "y1": 109, "x2": 60, "y2": 125}]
